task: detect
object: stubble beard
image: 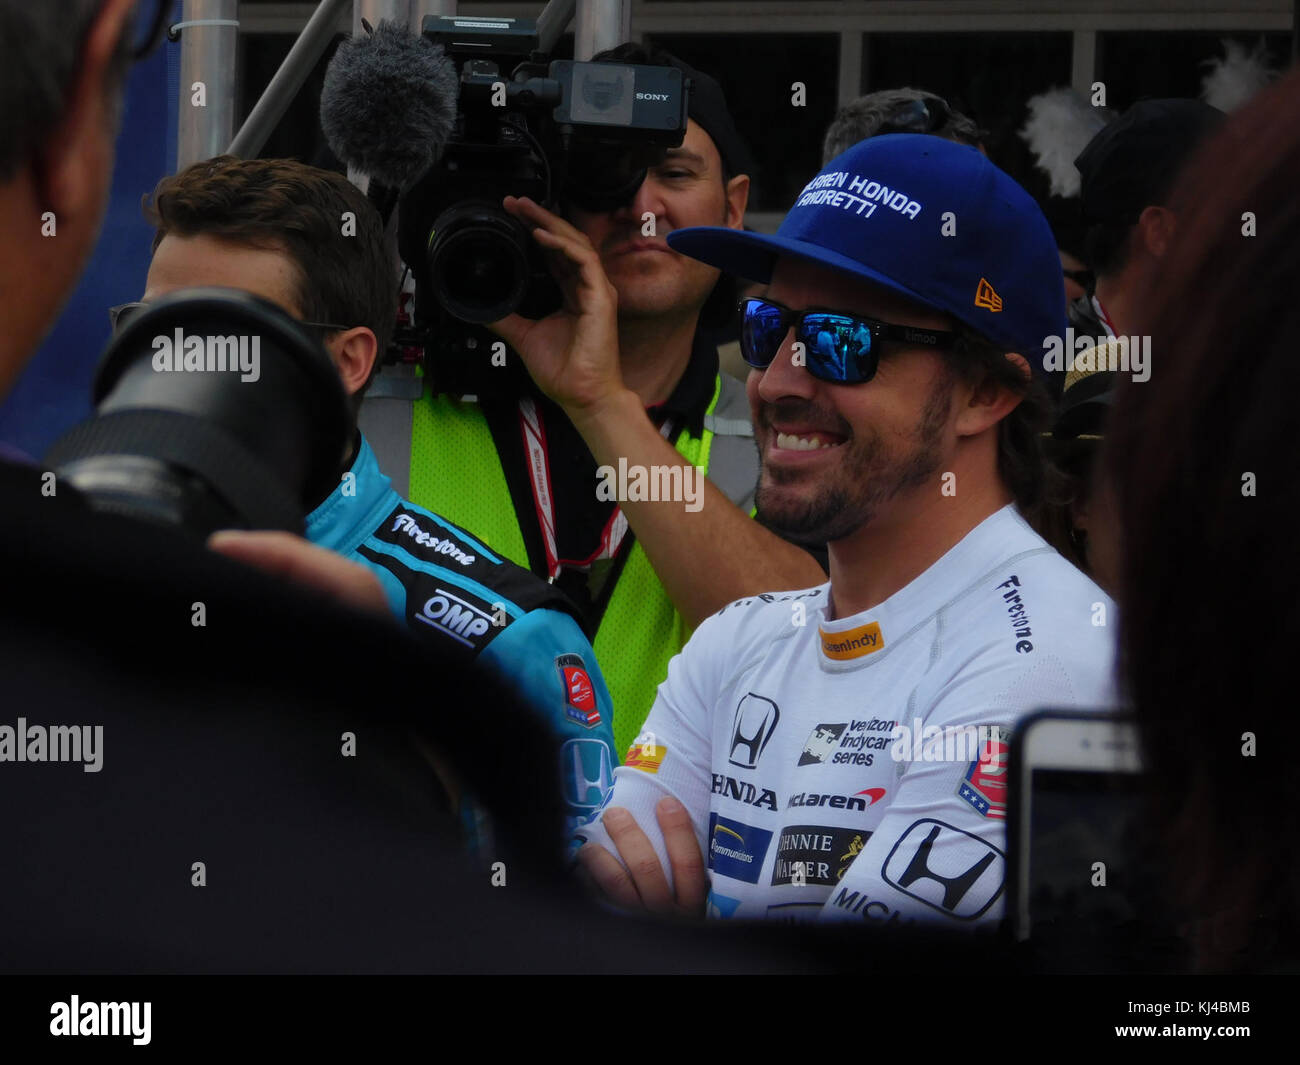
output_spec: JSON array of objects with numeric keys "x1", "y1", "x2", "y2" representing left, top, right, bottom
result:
[{"x1": 755, "y1": 371, "x2": 954, "y2": 544}]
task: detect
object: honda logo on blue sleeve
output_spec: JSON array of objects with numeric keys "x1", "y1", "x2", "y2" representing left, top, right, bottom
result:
[{"x1": 560, "y1": 738, "x2": 614, "y2": 812}]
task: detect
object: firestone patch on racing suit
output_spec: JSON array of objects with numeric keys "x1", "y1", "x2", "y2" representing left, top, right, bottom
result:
[{"x1": 307, "y1": 435, "x2": 617, "y2": 846}]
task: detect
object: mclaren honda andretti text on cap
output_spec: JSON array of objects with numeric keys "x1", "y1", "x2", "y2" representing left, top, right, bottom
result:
[{"x1": 668, "y1": 134, "x2": 1068, "y2": 369}]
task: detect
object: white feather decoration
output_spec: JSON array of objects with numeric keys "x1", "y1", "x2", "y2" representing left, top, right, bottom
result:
[
  {"x1": 1019, "y1": 87, "x2": 1110, "y2": 198},
  {"x1": 1201, "y1": 38, "x2": 1278, "y2": 112}
]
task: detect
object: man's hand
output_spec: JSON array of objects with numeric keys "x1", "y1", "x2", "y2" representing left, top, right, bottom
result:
[
  {"x1": 487, "y1": 196, "x2": 629, "y2": 422},
  {"x1": 575, "y1": 797, "x2": 708, "y2": 918},
  {"x1": 208, "y1": 530, "x2": 390, "y2": 616}
]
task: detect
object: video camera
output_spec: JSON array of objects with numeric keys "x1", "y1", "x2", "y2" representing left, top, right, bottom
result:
[{"x1": 393, "y1": 15, "x2": 690, "y2": 397}]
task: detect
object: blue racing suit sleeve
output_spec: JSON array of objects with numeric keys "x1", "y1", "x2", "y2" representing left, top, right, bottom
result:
[{"x1": 478, "y1": 608, "x2": 618, "y2": 850}]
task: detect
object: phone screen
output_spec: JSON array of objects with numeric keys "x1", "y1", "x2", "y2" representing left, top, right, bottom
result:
[{"x1": 1025, "y1": 768, "x2": 1189, "y2": 972}]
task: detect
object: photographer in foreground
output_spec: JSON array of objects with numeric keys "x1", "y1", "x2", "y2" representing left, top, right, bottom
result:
[{"x1": 0, "y1": 0, "x2": 733, "y2": 974}]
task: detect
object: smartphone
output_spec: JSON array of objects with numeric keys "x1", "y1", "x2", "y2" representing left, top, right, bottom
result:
[{"x1": 1007, "y1": 710, "x2": 1188, "y2": 972}]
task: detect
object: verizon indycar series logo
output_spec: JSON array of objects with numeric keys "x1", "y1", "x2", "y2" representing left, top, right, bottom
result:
[
  {"x1": 555, "y1": 654, "x2": 601, "y2": 728},
  {"x1": 798, "y1": 718, "x2": 896, "y2": 767}
]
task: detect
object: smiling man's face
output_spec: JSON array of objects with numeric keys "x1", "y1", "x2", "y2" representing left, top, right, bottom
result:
[{"x1": 747, "y1": 258, "x2": 961, "y2": 543}]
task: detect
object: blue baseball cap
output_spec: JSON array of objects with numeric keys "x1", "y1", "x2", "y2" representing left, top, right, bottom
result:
[{"x1": 667, "y1": 134, "x2": 1067, "y2": 367}]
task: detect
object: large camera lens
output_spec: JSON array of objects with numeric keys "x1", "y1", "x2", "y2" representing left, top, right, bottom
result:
[
  {"x1": 44, "y1": 288, "x2": 352, "y2": 539},
  {"x1": 426, "y1": 201, "x2": 532, "y2": 323}
]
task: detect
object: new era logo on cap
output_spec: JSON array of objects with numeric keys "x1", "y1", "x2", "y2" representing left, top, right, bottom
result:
[
  {"x1": 667, "y1": 134, "x2": 1066, "y2": 369},
  {"x1": 974, "y1": 278, "x2": 1003, "y2": 312}
]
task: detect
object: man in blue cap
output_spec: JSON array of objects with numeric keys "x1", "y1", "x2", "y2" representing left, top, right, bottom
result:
[{"x1": 570, "y1": 134, "x2": 1117, "y2": 926}]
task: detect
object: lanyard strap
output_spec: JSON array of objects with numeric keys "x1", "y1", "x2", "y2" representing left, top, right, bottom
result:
[
  {"x1": 1091, "y1": 294, "x2": 1118, "y2": 338},
  {"x1": 517, "y1": 396, "x2": 672, "y2": 581}
]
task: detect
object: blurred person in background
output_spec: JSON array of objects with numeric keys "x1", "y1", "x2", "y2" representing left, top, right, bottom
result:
[
  {"x1": 1074, "y1": 98, "x2": 1221, "y2": 338},
  {"x1": 821, "y1": 88, "x2": 984, "y2": 163},
  {"x1": 1102, "y1": 68, "x2": 1300, "y2": 973},
  {"x1": 1037, "y1": 353, "x2": 1119, "y2": 591}
]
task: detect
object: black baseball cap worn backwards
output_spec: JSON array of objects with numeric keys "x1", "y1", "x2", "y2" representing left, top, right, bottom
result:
[
  {"x1": 1074, "y1": 98, "x2": 1223, "y2": 223},
  {"x1": 667, "y1": 134, "x2": 1067, "y2": 368}
]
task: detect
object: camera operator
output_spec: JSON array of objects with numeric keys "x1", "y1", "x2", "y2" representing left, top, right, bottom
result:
[
  {"x1": 133, "y1": 155, "x2": 618, "y2": 846},
  {"x1": 395, "y1": 43, "x2": 825, "y2": 758}
]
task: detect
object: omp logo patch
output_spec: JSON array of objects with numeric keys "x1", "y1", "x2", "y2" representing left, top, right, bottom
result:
[
  {"x1": 818, "y1": 621, "x2": 883, "y2": 661},
  {"x1": 414, "y1": 589, "x2": 493, "y2": 647},
  {"x1": 974, "y1": 277, "x2": 1003, "y2": 312}
]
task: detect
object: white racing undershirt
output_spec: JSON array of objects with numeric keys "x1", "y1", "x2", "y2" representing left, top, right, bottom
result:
[{"x1": 576, "y1": 504, "x2": 1117, "y2": 927}]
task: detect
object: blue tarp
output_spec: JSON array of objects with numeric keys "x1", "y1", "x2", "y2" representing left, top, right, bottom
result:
[{"x1": 0, "y1": 41, "x2": 174, "y2": 460}]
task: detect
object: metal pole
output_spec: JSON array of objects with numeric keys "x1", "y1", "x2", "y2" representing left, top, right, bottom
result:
[
  {"x1": 537, "y1": 0, "x2": 577, "y2": 56},
  {"x1": 176, "y1": 0, "x2": 239, "y2": 168},
  {"x1": 226, "y1": 0, "x2": 353, "y2": 158},
  {"x1": 409, "y1": 0, "x2": 455, "y2": 36},
  {"x1": 354, "y1": 0, "x2": 410, "y2": 37},
  {"x1": 575, "y1": 0, "x2": 629, "y2": 60}
]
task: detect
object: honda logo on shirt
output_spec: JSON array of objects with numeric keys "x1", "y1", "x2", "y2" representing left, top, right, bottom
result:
[
  {"x1": 881, "y1": 819, "x2": 1004, "y2": 920},
  {"x1": 728, "y1": 693, "x2": 781, "y2": 769},
  {"x1": 560, "y1": 739, "x2": 613, "y2": 811}
]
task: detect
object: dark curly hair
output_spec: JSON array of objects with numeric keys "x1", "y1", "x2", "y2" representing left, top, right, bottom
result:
[{"x1": 942, "y1": 325, "x2": 1054, "y2": 517}]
